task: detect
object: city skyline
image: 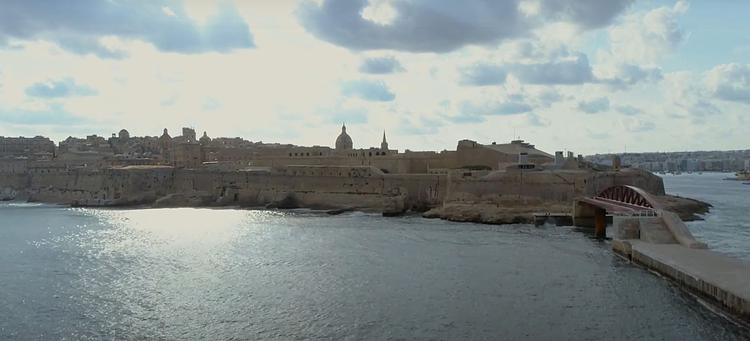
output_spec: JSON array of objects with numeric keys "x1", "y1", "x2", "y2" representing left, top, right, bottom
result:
[{"x1": 1, "y1": 1, "x2": 749, "y2": 154}]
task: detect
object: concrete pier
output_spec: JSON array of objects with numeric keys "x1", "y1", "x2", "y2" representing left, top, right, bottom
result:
[
  {"x1": 612, "y1": 212, "x2": 750, "y2": 322},
  {"x1": 618, "y1": 241, "x2": 750, "y2": 321}
]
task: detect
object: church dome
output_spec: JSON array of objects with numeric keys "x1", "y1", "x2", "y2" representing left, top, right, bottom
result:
[
  {"x1": 199, "y1": 131, "x2": 211, "y2": 144},
  {"x1": 335, "y1": 124, "x2": 353, "y2": 150},
  {"x1": 118, "y1": 129, "x2": 130, "y2": 140}
]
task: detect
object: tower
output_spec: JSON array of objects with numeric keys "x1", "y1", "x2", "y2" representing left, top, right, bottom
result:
[{"x1": 380, "y1": 131, "x2": 388, "y2": 151}]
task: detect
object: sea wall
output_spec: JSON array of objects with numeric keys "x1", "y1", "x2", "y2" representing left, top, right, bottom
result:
[
  {"x1": 2, "y1": 163, "x2": 664, "y2": 217},
  {"x1": 10, "y1": 165, "x2": 442, "y2": 211}
]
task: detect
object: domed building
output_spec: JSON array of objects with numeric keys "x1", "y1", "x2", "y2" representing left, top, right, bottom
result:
[
  {"x1": 335, "y1": 124, "x2": 353, "y2": 150},
  {"x1": 118, "y1": 129, "x2": 130, "y2": 140},
  {"x1": 199, "y1": 131, "x2": 212, "y2": 145}
]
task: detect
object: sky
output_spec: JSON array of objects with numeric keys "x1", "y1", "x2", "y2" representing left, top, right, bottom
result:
[{"x1": 0, "y1": 0, "x2": 748, "y2": 155}]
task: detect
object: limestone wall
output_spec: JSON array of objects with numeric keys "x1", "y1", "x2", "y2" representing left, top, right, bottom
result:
[
  {"x1": 25, "y1": 167, "x2": 174, "y2": 205},
  {"x1": 446, "y1": 170, "x2": 582, "y2": 204},
  {"x1": 172, "y1": 166, "x2": 440, "y2": 210},
  {"x1": 3, "y1": 159, "x2": 663, "y2": 214},
  {"x1": 583, "y1": 168, "x2": 665, "y2": 196},
  {"x1": 445, "y1": 168, "x2": 665, "y2": 207}
]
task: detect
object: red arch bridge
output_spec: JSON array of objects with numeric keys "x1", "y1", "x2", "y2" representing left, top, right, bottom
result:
[{"x1": 574, "y1": 185, "x2": 662, "y2": 238}]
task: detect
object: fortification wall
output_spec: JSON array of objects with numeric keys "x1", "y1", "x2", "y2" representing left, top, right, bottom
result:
[
  {"x1": 583, "y1": 169, "x2": 665, "y2": 196},
  {"x1": 24, "y1": 167, "x2": 174, "y2": 205},
  {"x1": 446, "y1": 168, "x2": 665, "y2": 205},
  {"x1": 173, "y1": 166, "x2": 427, "y2": 210},
  {"x1": 3, "y1": 160, "x2": 664, "y2": 214},
  {"x1": 446, "y1": 170, "x2": 582, "y2": 204}
]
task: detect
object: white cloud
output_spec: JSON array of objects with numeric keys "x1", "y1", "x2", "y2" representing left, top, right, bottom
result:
[
  {"x1": 606, "y1": 1, "x2": 688, "y2": 64},
  {"x1": 706, "y1": 63, "x2": 750, "y2": 104}
]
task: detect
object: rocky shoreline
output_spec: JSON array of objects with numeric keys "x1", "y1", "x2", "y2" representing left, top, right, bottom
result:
[
  {"x1": 5, "y1": 186, "x2": 712, "y2": 227},
  {"x1": 422, "y1": 194, "x2": 712, "y2": 225}
]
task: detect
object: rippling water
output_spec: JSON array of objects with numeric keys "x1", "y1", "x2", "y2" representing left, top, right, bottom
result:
[
  {"x1": 663, "y1": 172, "x2": 750, "y2": 261},
  {"x1": 1, "y1": 176, "x2": 749, "y2": 340}
]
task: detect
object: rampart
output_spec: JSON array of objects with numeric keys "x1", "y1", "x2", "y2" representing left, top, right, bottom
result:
[{"x1": 0, "y1": 163, "x2": 663, "y2": 217}]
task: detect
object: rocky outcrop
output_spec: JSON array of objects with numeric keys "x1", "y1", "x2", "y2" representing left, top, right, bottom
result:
[
  {"x1": 266, "y1": 193, "x2": 300, "y2": 209},
  {"x1": 153, "y1": 191, "x2": 216, "y2": 208},
  {"x1": 0, "y1": 187, "x2": 17, "y2": 201},
  {"x1": 655, "y1": 195, "x2": 711, "y2": 221},
  {"x1": 382, "y1": 187, "x2": 407, "y2": 216},
  {"x1": 423, "y1": 198, "x2": 571, "y2": 225}
]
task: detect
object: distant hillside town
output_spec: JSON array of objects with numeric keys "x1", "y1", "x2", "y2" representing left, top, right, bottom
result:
[
  {"x1": 0, "y1": 125, "x2": 569, "y2": 174},
  {"x1": 587, "y1": 150, "x2": 750, "y2": 173}
]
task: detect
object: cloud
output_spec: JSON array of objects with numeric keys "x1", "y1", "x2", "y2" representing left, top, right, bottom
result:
[
  {"x1": 327, "y1": 107, "x2": 369, "y2": 124},
  {"x1": 534, "y1": 88, "x2": 564, "y2": 107},
  {"x1": 201, "y1": 97, "x2": 222, "y2": 111},
  {"x1": 459, "y1": 63, "x2": 508, "y2": 86},
  {"x1": 526, "y1": 112, "x2": 549, "y2": 127},
  {"x1": 607, "y1": 0, "x2": 688, "y2": 64},
  {"x1": 460, "y1": 53, "x2": 593, "y2": 86},
  {"x1": 398, "y1": 115, "x2": 443, "y2": 135},
  {"x1": 536, "y1": 0, "x2": 635, "y2": 29},
  {"x1": 359, "y1": 56, "x2": 405, "y2": 74},
  {"x1": 297, "y1": 0, "x2": 631, "y2": 53},
  {"x1": 460, "y1": 95, "x2": 532, "y2": 116},
  {"x1": 621, "y1": 117, "x2": 655, "y2": 132},
  {"x1": 587, "y1": 129, "x2": 611, "y2": 140},
  {"x1": 0, "y1": 1, "x2": 254, "y2": 58},
  {"x1": 577, "y1": 97, "x2": 610, "y2": 114},
  {"x1": 666, "y1": 71, "x2": 722, "y2": 117},
  {"x1": 0, "y1": 103, "x2": 86, "y2": 125},
  {"x1": 616, "y1": 105, "x2": 642, "y2": 116},
  {"x1": 598, "y1": 63, "x2": 663, "y2": 89},
  {"x1": 510, "y1": 53, "x2": 594, "y2": 85},
  {"x1": 341, "y1": 79, "x2": 395, "y2": 101},
  {"x1": 25, "y1": 78, "x2": 97, "y2": 98},
  {"x1": 707, "y1": 63, "x2": 750, "y2": 104}
]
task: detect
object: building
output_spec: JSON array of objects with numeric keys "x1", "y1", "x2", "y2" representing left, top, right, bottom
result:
[{"x1": 0, "y1": 136, "x2": 55, "y2": 159}]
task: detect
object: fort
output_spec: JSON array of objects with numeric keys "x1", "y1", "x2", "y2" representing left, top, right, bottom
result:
[
  {"x1": 0, "y1": 125, "x2": 682, "y2": 221},
  {"x1": 4, "y1": 126, "x2": 750, "y2": 322}
]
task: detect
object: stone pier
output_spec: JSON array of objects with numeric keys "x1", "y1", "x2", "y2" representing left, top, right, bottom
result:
[{"x1": 612, "y1": 211, "x2": 750, "y2": 322}]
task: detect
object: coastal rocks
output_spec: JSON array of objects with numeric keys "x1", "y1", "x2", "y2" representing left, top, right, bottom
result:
[
  {"x1": 153, "y1": 191, "x2": 215, "y2": 208},
  {"x1": 0, "y1": 187, "x2": 17, "y2": 201},
  {"x1": 266, "y1": 193, "x2": 300, "y2": 209},
  {"x1": 382, "y1": 189, "x2": 407, "y2": 216},
  {"x1": 423, "y1": 200, "x2": 570, "y2": 225},
  {"x1": 655, "y1": 195, "x2": 712, "y2": 221}
]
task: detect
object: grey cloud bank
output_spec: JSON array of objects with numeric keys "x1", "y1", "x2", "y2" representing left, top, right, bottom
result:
[
  {"x1": 26, "y1": 78, "x2": 97, "y2": 98},
  {"x1": 341, "y1": 79, "x2": 396, "y2": 102},
  {"x1": 298, "y1": 0, "x2": 632, "y2": 53},
  {"x1": 578, "y1": 97, "x2": 610, "y2": 114},
  {"x1": 359, "y1": 57, "x2": 405, "y2": 74},
  {"x1": 0, "y1": 0, "x2": 254, "y2": 58}
]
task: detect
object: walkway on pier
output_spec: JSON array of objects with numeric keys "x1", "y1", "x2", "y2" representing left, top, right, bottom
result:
[{"x1": 627, "y1": 241, "x2": 750, "y2": 320}]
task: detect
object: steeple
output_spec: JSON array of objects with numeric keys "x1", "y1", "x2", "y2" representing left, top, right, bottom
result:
[{"x1": 381, "y1": 130, "x2": 388, "y2": 151}]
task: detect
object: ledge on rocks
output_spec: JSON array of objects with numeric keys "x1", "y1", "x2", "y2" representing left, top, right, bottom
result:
[
  {"x1": 655, "y1": 195, "x2": 712, "y2": 221},
  {"x1": 423, "y1": 200, "x2": 571, "y2": 225}
]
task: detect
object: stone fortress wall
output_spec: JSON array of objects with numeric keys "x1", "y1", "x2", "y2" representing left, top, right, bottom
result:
[
  {"x1": 0, "y1": 165, "x2": 446, "y2": 212},
  {"x1": 0, "y1": 124, "x2": 664, "y2": 217}
]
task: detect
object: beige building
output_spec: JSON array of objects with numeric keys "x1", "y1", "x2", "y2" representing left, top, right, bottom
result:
[{"x1": 0, "y1": 136, "x2": 55, "y2": 159}]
